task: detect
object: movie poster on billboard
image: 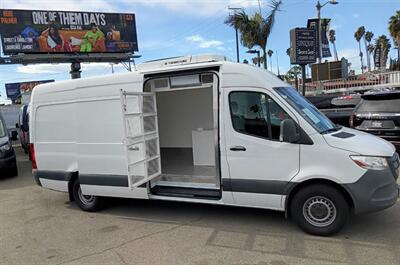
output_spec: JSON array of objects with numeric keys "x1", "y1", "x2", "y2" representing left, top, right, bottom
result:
[
  {"x1": 0, "y1": 9, "x2": 138, "y2": 55},
  {"x1": 5, "y1": 79, "x2": 54, "y2": 102}
]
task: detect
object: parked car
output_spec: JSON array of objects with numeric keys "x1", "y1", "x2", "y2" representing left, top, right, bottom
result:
[
  {"x1": 16, "y1": 105, "x2": 30, "y2": 155},
  {"x1": 350, "y1": 91, "x2": 400, "y2": 151},
  {"x1": 0, "y1": 110, "x2": 18, "y2": 176}
]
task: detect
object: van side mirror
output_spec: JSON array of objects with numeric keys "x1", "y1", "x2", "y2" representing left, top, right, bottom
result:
[
  {"x1": 280, "y1": 119, "x2": 300, "y2": 143},
  {"x1": 11, "y1": 131, "x2": 18, "y2": 141},
  {"x1": 15, "y1": 123, "x2": 19, "y2": 129}
]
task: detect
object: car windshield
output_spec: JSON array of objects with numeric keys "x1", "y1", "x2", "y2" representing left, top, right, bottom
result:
[
  {"x1": 358, "y1": 98, "x2": 400, "y2": 112},
  {"x1": 0, "y1": 119, "x2": 5, "y2": 138},
  {"x1": 274, "y1": 87, "x2": 338, "y2": 134}
]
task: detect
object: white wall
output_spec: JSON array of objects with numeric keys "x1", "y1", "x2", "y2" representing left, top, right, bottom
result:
[{"x1": 157, "y1": 87, "x2": 213, "y2": 148}]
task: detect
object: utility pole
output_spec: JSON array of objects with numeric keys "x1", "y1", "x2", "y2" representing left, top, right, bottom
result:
[
  {"x1": 316, "y1": 0, "x2": 339, "y2": 63},
  {"x1": 276, "y1": 50, "x2": 280, "y2": 76},
  {"x1": 228, "y1": 7, "x2": 242, "y2": 63},
  {"x1": 317, "y1": 1, "x2": 322, "y2": 63}
]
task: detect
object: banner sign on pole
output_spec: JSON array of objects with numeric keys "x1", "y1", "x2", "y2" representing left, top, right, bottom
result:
[{"x1": 307, "y1": 18, "x2": 331, "y2": 58}]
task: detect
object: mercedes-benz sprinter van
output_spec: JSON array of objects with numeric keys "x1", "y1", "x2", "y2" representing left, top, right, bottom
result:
[{"x1": 30, "y1": 55, "x2": 399, "y2": 236}]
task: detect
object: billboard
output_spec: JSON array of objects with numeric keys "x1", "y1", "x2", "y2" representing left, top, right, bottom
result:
[
  {"x1": 307, "y1": 18, "x2": 331, "y2": 58},
  {"x1": 0, "y1": 9, "x2": 138, "y2": 55},
  {"x1": 290, "y1": 28, "x2": 317, "y2": 65},
  {"x1": 5, "y1": 79, "x2": 54, "y2": 102}
]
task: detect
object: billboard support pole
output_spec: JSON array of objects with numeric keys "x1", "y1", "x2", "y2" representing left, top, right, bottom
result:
[
  {"x1": 301, "y1": 64, "x2": 307, "y2": 96},
  {"x1": 70, "y1": 61, "x2": 81, "y2": 79}
]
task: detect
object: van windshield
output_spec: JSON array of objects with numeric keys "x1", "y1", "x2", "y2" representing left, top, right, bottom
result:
[
  {"x1": 274, "y1": 87, "x2": 338, "y2": 134},
  {"x1": 0, "y1": 119, "x2": 5, "y2": 138}
]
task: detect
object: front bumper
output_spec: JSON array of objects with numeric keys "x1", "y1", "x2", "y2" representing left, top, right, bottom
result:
[
  {"x1": 344, "y1": 167, "x2": 399, "y2": 214},
  {"x1": 0, "y1": 152, "x2": 17, "y2": 171}
]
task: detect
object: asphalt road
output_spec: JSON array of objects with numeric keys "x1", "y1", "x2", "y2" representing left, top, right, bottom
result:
[{"x1": 1, "y1": 147, "x2": 400, "y2": 265}]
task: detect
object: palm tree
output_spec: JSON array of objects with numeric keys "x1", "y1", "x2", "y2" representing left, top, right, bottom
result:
[
  {"x1": 375, "y1": 35, "x2": 392, "y2": 69},
  {"x1": 364, "y1": 31, "x2": 374, "y2": 71},
  {"x1": 251, "y1": 57, "x2": 260, "y2": 66},
  {"x1": 267, "y1": 49, "x2": 274, "y2": 70},
  {"x1": 225, "y1": 0, "x2": 282, "y2": 69},
  {"x1": 388, "y1": 10, "x2": 400, "y2": 61},
  {"x1": 285, "y1": 66, "x2": 302, "y2": 91},
  {"x1": 367, "y1": 43, "x2": 375, "y2": 69},
  {"x1": 328, "y1": 29, "x2": 338, "y2": 61},
  {"x1": 354, "y1": 26, "x2": 365, "y2": 73}
]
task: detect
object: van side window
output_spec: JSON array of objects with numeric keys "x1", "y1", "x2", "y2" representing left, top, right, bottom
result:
[{"x1": 229, "y1": 91, "x2": 291, "y2": 141}]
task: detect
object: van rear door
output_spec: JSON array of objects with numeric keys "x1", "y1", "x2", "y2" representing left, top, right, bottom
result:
[{"x1": 120, "y1": 90, "x2": 161, "y2": 189}]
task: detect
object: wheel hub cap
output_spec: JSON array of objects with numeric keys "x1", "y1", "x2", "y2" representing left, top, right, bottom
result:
[
  {"x1": 303, "y1": 196, "x2": 337, "y2": 227},
  {"x1": 78, "y1": 187, "x2": 95, "y2": 205}
]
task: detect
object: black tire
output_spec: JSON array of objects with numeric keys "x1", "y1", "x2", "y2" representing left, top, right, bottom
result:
[
  {"x1": 290, "y1": 184, "x2": 349, "y2": 236},
  {"x1": 72, "y1": 179, "x2": 105, "y2": 212}
]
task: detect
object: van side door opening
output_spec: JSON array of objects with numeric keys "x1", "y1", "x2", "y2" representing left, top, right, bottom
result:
[{"x1": 143, "y1": 71, "x2": 221, "y2": 199}]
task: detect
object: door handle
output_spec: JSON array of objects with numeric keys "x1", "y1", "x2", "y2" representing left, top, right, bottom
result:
[{"x1": 230, "y1": 146, "x2": 246, "y2": 151}]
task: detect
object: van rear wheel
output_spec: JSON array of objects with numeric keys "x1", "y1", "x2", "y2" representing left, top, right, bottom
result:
[
  {"x1": 72, "y1": 179, "x2": 105, "y2": 212},
  {"x1": 290, "y1": 184, "x2": 349, "y2": 236}
]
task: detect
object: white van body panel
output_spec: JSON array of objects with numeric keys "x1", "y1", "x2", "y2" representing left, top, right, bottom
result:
[
  {"x1": 39, "y1": 178, "x2": 69, "y2": 192},
  {"x1": 81, "y1": 185, "x2": 148, "y2": 199}
]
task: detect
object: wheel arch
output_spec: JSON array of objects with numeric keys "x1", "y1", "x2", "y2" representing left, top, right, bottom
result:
[
  {"x1": 68, "y1": 172, "x2": 79, "y2": 202},
  {"x1": 285, "y1": 178, "x2": 355, "y2": 217}
]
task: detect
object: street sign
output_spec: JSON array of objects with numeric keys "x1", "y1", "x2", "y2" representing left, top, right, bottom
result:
[{"x1": 290, "y1": 28, "x2": 317, "y2": 65}]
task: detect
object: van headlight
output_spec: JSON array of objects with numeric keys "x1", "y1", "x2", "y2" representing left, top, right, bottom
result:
[
  {"x1": 350, "y1": 156, "x2": 388, "y2": 170},
  {"x1": 0, "y1": 142, "x2": 11, "y2": 152}
]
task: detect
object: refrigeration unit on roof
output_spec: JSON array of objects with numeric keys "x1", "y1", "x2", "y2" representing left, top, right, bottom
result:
[{"x1": 137, "y1": 54, "x2": 230, "y2": 71}]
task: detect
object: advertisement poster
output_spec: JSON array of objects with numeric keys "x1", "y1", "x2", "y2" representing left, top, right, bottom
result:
[
  {"x1": 307, "y1": 18, "x2": 332, "y2": 58},
  {"x1": 5, "y1": 79, "x2": 54, "y2": 102},
  {"x1": 0, "y1": 9, "x2": 138, "y2": 55}
]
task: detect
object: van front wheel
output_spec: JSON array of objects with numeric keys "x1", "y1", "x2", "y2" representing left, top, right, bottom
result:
[
  {"x1": 72, "y1": 180, "x2": 105, "y2": 212},
  {"x1": 290, "y1": 184, "x2": 349, "y2": 236}
]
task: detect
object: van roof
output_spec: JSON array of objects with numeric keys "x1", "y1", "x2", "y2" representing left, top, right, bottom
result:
[{"x1": 31, "y1": 54, "x2": 288, "y2": 102}]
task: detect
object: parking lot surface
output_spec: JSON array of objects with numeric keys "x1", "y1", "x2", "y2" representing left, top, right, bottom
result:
[{"x1": 1, "y1": 147, "x2": 400, "y2": 265}]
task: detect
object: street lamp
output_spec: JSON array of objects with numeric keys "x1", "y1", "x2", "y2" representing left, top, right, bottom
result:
[
  {"x1": 316, "y1": 0, "x2": 338, "y2": 63},
  {"x1": 247, "y1": 49, "x2": 260, "y2": 67}
]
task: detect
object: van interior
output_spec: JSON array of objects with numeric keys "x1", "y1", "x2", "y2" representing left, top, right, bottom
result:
[{"x1": 144, "y1": 72, "x2": 221, "y2": 199}]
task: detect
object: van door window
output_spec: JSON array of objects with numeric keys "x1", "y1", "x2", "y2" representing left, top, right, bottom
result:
[{"x1": 229, "y1": 91, "x2": 291, "y2": 140}]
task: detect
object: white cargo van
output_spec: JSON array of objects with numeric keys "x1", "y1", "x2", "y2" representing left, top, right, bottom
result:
[{"x1": 30, "y1": 55, "x2": 399, "y2": 236}]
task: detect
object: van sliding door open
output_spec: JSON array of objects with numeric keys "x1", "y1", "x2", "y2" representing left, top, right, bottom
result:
[{"x1": 120, "y1": 90, "x2": 161, "y2": 189}]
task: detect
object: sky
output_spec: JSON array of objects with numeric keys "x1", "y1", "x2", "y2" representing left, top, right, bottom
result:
[{"x1": 0, "y1": 0, "x2": 399, "y2": 103}]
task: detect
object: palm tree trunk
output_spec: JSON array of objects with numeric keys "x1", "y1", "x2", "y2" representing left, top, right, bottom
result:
[
  {"x1": 262, "y1": 46, "x2": 267, "y2": 69},
  {"x1": 269, "y1": 56, "x2": 273, "y2": 72},
  {"x1": 364, "y1": 38, "x2": 370, "y2": 72},
  {"x1": 358, "y1": 41, "x2": 364, "y2": 73},
  {"x1": 333, "y1": 42, "x2": 338, "y2": 61},
  {"x1": 397, "y1": 37, "x2": 400, "y2": 62}
]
